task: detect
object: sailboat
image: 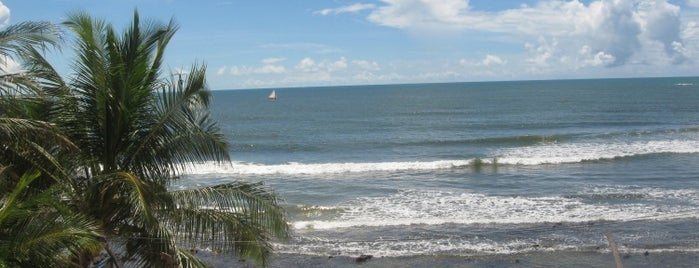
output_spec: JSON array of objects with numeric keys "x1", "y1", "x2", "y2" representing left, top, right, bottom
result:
[{"x1": 268, "y1": 90, "x2": 277, "y2": 101}]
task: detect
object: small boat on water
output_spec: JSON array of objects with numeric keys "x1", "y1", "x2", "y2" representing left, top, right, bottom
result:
[{"x1": 268, "y1": 90, "x2": 277, "y2": 101}]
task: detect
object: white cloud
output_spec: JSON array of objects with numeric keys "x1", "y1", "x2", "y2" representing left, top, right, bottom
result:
[
  {"x1": 367, "y1": 0, "x2": 473, "y2": 30},
  {"x1": 255, "y1": 64, "x2": 285, "y2": 74},
  {"x1": 0, "y1": 3, "x2": 28, "y2": 74},
  {"x1": 525, "y1": 37, "x2": 558, "y2": 68},
  {"x1": 0, "y1": 57, "x2": 21, "y2": 74},
  {"x1": 295, "y1": 57, "x2": 348, "y2": 73},
  {"x1": 586, "y1": 51, "x2": 617, "y2": 67},
  {"x1": 212, "y1": 0, "x2": 699, "y2": 92},
  {"x1": 214, "y1": 56, "x2": 387, "y2": 88},
  {"x1": 480, "y1": 54, "x2": 506, "y2": 66},
  {"x1": 218, "y1": 58, "x2": 287, "y2": 76},
  {"x1": 228, "y1": 66, "x2": 253, "y2": 76},
  {"x1": 360, "y1": 0, "x2": 691, "y2": 68},
  {"x1": 0, "y1": 2, "x2": 8, "y2": 26},
  {"x1": 329, "y1": 57, "x2": 348, "y2": 71},
  {"x1": 683, "y1": 21, "x2": 699, "y2": 40},
  {"x1": 216, "y1": 66, "x2": 227, "y2": 75},
  {"x1": 296, "y1": 57, "x2": 317, "y2": 72},
  {"x1": 316, "y1": 3, "x2": 376, "y2": 16},
  {"x1": 637, "y1": 0, "x2": 687, "y2": 63},
  {"x1": 352, "y1": 60, "x2": 381, "y2": 71}
]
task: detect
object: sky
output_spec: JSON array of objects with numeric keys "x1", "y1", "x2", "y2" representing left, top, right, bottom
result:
[{"x1": 3, "y1": 0, "x2": 699, "y2": 90}]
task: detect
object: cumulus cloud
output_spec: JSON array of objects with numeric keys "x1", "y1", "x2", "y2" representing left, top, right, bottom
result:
[
  {"x1": 218, "y1": 58, "x2": 286, "y2": 76},
  {"x1": 347, "y1": 0, "x2": 691, "y2": 67},
  {"x1": 366, "y1": 0, "x2": 472, "y2": 30},
  {"x1": 352, "y1": 60, "x2": 381, "y2": 71},
  {"x1": 216, "y1": 56, "x2": 388, "y2": 88},
  {"x1": 0, "y1": 1, "x2": 13, "y2": 75},
  {"x1": 637, "y1": 0, "x2": 687, "y2": 63},
  {"x1": 296, "y1": 57, "x2": 316, "y2": 72},
  {"x1": 316, "y1": 3, "x2": 376, "y2": 16},
  {"x1": 580, "y1": 46, "x2": 616, "y2": 67},
  {"x1": 480, "y1": 54, "x2": 506, "y2": 66},
  {"x1": 255, "y1": 64, "x2": 285, "y2": 74},
  {"x1": 525, "y1": 37, "x2": 559, "y2": 69},
  {"x1": 0, "y1": 57, "x2": 21, "y2": 74},
  {"x1": 296, "y1": 57, "x2": 348, "y2": 73},
  {"x1": 0, "y1": 2, "x2": 8, "y2": 26},
  {"x1": 216, "y1": 66, "x2": 227, "y2": 75}
]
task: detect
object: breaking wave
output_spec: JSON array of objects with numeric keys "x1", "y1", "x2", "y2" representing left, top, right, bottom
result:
[
  {"x1": 291, "y1": 188, "x2": 699, "y2": 230},
  {"x1": 185, "y1": 139, "x2": 699, "y2": 175}
]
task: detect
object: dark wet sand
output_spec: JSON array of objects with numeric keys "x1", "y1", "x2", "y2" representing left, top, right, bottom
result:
[{"x1": 199, "y1": 250, "x2": 699, "y2": 267}]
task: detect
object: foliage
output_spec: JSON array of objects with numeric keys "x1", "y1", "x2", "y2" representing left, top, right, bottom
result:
[
  {"x1": 56, "y1": 10, "x2": 287, "y2": 267},
  {"x1": 0, "y1": 10, "x2": 289, "y2": 268},
  {"x1": 0, "y1": 169, "x2": 103, "y2": 268}
]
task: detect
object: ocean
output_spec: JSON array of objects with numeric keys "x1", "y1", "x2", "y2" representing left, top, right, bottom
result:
[{"x1": 179, "y1": 77, "x2": 699, "y2": 267}]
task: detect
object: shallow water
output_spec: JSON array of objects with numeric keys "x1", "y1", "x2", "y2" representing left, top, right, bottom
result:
[{"x1": 180, "y1": 77, "x2": 699, "y2": 266}]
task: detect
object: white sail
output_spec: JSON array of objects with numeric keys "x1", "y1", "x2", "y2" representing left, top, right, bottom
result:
[{"x1": 268, "y1": 90, "x2": 277, "y2": 100}]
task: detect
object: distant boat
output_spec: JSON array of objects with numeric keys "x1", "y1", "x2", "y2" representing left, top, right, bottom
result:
[{"x1": 268, "y1": 90, "x2": 277, "y2": 101}]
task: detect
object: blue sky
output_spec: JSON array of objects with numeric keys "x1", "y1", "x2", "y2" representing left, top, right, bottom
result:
[{"x1": 3, "y1": 0, "x2": 699, "y2": 89}]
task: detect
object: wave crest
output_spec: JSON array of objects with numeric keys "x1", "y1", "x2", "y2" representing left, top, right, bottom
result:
[{"x1": 185, "y1": 139, "x2": 699, "y2": 175}]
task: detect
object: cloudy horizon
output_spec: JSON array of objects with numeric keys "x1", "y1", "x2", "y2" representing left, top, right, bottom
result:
[{"x1": 4, "y1": 0, "x2": 699, "y2": 89}]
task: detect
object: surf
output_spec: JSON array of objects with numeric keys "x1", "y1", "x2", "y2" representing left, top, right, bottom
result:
[
  {"x1": 290, "y1": 187, "x2": 699, "y2": 230},
  {"x1": 185, "y1": 139, "x2": 699, "y2": 175}
]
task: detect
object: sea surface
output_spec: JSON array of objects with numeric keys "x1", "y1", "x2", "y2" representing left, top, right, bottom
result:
[{"x1": 179, "y1": 77, "x2": 699, "y2": 267}]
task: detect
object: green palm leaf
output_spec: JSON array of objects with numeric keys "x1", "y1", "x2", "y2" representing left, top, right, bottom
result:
[
  {"x1": 0, "y1": 170, "x2": 103, "y2": 268},
  {"x1": 0, "y1": 21, "x2": 61, "y2": 96},
  {"x1": 167, "y1": 182, "x2": 289, "y2": 266},
  {"x1": 51, "y1": 10, "x2": 289, "y2": 267}
]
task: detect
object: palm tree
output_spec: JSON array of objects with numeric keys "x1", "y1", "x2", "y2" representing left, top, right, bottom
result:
[
  {"x1": 0, "y1": 20, "x2": 106, "y2": 267},
  {"x1": 0, "y1": 20, "x2": 65, "y2": 178},
  {"x1": 0, "y1": 168, "x2": 103, "y2": 268},
  {"x1": 42, "y1": 10, "x2": 288, "y2": 267},
  {"x1": 0, "y1": 21, "x2": 61, "y2": 92}
]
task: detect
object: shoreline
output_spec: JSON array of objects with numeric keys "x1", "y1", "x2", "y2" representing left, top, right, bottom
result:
[{"x1": 198, "y1": 250, "x2": 699, "y2": 267}]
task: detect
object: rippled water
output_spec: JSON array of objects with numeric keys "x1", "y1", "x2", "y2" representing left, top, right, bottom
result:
[{"x1": 180, "y1": 77, "x2": 699, "y2": 262}]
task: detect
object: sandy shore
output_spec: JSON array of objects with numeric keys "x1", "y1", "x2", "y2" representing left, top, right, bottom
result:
[{"x1": 198, "y1": 250, "x2": 699, "y2": 267}]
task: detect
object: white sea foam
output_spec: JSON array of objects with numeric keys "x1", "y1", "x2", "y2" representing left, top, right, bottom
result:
[
  {"x1": 185, "y1": 139, "x2": 699, "y2": 175},
  {"x1": 495, "y1": 140, "x2": 699, "y2": 165},
  {"x1": 291, "y1": 188, "x2": 699, "y2": 230},
  {"x1": 277, "y1": 188, "x2": 699, "y2": 257},
  {"x1": 274, "y1": 236, "x2": 567, "y2": 257},
  {"x1": 185, "y1": 159, "x2": 473, "y2": 175}
]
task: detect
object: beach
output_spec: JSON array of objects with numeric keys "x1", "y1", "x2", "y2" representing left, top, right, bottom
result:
[
  {"x1": 197, "y1": 250, "x2": 699, "y2": 267},
  {"x1": 180, "y1": 77, "x2": 699, "y2": 267}
]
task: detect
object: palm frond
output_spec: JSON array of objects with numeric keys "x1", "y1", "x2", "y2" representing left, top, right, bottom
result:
[
  {"x1": 175, "y1": 248, "x2": 210, "y2": 268},
  {"x1": 83, "y1": 171, "x2": 162, "y2": 231},
  {"x1": 43, "y1": 9, "x2": 289, "y2": 267},
  {"x1": 0, "y1": 21, "x2": 62, "y2": 99},
  {"x1": 0, "y1": 117, "x2": 60, "y2": 142},
  {"x1": 0, "y1": 171, "x2": 103, "y2": 268},
  {"x1": 0, "y1": 170, "x2": 40, "y2": 221},
  {"x1": 166, "y1": 181, "x2": 289, "y2": 266},
  {"x1": 10, "y1": 213, "x2": 103, "y2": 266},
  {"x1": 0, "y1": 21, "x2": 61, "y2": 57},
  {"x1": 126, "y1": 64, "x2": 228, "y2": 181},
  {"x1": 18, "y1": 46, "x2": 69, "y2": 95},
  {"x1": 0, "y1": 119, "x2": 77, "y2": 188}
]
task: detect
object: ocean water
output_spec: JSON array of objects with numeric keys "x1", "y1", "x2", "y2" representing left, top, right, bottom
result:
[{"x1": 179, "y1": 77, "x2": 699, "y2": 266}]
